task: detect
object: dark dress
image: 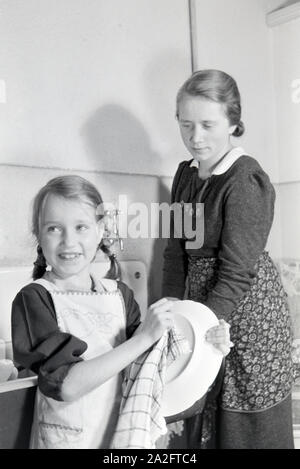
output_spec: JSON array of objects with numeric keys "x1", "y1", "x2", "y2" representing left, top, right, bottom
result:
[
  {"x1": 162, "y1": 153, "x2": 294, "y2": 449},
  {"x1": 11, "y1": 281, "x2": 141, "y2": 400}
]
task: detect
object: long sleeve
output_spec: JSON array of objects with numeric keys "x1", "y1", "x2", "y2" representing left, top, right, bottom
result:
[
  {"x1": 203, "y1": 167, "x2": 275, "y2": 319},
  {"x1": 117, "y1": 281, "x2": 141, "y2": 338},
  {"x1": 11, "y1": 283, "x2": 87, "y2": 400},
  {"x1": 162, "y1": 162, "x2": 189, "y2": 299}
]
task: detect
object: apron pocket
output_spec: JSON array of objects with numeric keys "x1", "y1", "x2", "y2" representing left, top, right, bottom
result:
[{"x1": 38, "y1": 422, "x2": 83, "y2": 449}]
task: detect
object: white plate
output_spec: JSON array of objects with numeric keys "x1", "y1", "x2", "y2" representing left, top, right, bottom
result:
[{"x1": 161, "y1": 300, "x2": 223, "y2": 418}]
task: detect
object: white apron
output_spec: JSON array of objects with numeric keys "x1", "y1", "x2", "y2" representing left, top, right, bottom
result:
[{"x1": 30, "y1": 277, "x2": 127, "y2": 449}]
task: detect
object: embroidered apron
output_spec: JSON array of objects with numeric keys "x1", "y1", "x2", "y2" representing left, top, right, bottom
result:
[{"x1": 30, "y1": 277, "x2": 127, "y2": 449}]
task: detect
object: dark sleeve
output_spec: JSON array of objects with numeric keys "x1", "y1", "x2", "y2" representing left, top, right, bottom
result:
[
  {"x1": 11, "y1": 284, "x2": 87, "y2": 400},
  {"x1": 162, "y1": 161, "x2": 189, "y2": 299},
  {"x1": 204, "y1": 167, "x2": 275, "y2": 319},
  {"x1": 117, "y1": 281, "x2": 141, "y2": 338}
]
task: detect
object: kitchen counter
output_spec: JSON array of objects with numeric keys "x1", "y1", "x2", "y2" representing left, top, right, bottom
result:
[
  {"x1": 0, "y1": 375, "x2": 37, "y2": 394},
  {"x1": 0, "y1": 372, "x2": 37, "y2": 449}
]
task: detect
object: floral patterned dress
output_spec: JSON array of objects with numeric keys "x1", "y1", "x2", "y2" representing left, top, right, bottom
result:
[
  {"x1": 162, "y1": 149, "x2": 295, "y2": 448},
  {"x1": 188, "y1": 252, "x2": 293, "y2": 412}
]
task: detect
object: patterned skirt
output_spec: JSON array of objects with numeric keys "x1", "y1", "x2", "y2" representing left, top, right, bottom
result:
[{"x1": 187, "y1": 251, "x2": 294, "y2": 412}]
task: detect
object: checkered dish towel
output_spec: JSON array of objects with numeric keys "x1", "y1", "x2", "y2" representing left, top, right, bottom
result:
[{"x1": 110, "y1": 327, "x2": 191, "y2": 449}]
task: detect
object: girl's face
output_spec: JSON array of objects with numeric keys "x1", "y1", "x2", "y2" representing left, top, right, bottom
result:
[
  {"x1": 39, "y1": 194, "x2": 103, "y2": 281},
  {"x1": 177, "y1": 95, "x2": 236, "y2": 168}
]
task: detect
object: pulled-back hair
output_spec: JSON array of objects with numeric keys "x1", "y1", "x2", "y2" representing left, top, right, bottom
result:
[
  {"x1": 31, "y1": 174, "x2": 121, "y2": 280},
  {"x1": 176, "y1": 69, "x2": 245, "y2": 137}
]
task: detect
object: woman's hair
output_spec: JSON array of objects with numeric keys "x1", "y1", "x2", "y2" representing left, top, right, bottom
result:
[
  {"x1": 176, "y1": 69, "x2": 245, "y2": 137},
  {"x1": 31, "y1": 174, "x2": 121, "y2": 281}
]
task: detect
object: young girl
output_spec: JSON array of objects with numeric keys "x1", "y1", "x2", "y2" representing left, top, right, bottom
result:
[{"x1": 11, "y1": 175, "x2": 231, "y2": 449}]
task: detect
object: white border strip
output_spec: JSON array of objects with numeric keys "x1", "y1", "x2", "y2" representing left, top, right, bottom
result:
[
  {"x1": 266, "y1": 3, "x2": 300, "y2": 27},
  {"x1": 0, "y1": 376, "x2": 37, "y2": 394}
]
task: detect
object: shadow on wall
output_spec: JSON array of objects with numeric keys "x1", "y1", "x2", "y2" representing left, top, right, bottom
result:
[
  {"x1": 278, "y1": 0, "x2": 300, "y2": 8},
  {"x1": 141, "y1": 48, "x2": 188, "y2": 302},
  {"x1": 142, "y1": 48, "x2": 190, "y2": 146},
  {"x1": 80, "y1": 102, "x2": 173, "y2": 304},
  {"x1": 148, "y1": 179, "x2": 172, "y2": 304},
  {"x1": 80, "y1": 104, "x2": 161, "y2": 174}
]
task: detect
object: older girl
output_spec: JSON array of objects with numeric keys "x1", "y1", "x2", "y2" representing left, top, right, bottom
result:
[{"x1": 162, "y1": 70, "x2": 294, "y2": 449}]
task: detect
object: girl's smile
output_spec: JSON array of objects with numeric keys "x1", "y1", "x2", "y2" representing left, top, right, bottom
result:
[{"x1": 57, "y1": 252, "x2": 83, "y2": 262}]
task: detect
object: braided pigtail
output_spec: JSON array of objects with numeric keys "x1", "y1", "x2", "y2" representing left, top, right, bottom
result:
[
  {"x1": 32, "y1": 245, "x2": 47, "y2": 280},
  {"x1": 100, "y1": 243, "x2": 122, "y2": 280},
  {"x1": 232, "y1": 120, "x2": 245, "y2": 137}
]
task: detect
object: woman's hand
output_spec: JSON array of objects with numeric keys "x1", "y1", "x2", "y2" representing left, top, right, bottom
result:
[
  {"x1": 205, "y1": 319, "x2": 234, "y2": 356},
  {"x1": 136, "y1": 298, "x2": 175, "y2": 346}
]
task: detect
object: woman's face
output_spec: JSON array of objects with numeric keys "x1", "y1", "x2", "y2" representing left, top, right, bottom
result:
[{"x1": 177, "y1": 95, "x2": 236, "y2": 168}]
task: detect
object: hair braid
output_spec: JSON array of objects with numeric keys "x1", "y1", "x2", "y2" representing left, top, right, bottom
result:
[
  {"x1": 32, "y1": 245, "x2": 47, "y2": 280},
  {"x1": 100, "y1": 243, "x2": 122, "y2": 280}
]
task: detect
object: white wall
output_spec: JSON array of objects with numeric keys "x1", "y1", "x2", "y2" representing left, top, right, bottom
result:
[
  {"x1": 191, "y1": 0, "x2": 279, "y2": 183},
  {"x1": 266, "y1": 1, "x2": 300, "y2": 258},
  {"x1": 0, "y1": 0, "x2": 191, "y2": 177},
  {"x1": 0, "y1": 0, "x2": 193, "y2": 305},
  {"x1": 190, "y1": 0, "x2": 287, "y2": 257},
  {"x1": 189, "y1": 0, "x2": 300, "y2": 260},
  {"x1": 272, "y1": 17, "x2": 300, "y2": 182}
]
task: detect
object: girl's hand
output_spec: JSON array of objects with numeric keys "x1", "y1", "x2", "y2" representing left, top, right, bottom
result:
[
  {"x1": 205, "y1": 319, "x2": 234, "y2": 356},
  {"x1": 137, "y1": 298, "x2": 175, "y2": 346}
]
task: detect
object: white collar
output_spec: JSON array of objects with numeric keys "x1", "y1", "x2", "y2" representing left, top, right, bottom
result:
[{"x1": 190, "y1": 147, "x2": 248, "y2": 175}]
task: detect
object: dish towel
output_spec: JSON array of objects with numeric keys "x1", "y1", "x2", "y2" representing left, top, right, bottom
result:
[{"x1": 111, "y1": 327, "x2": 191, "y2": 449}]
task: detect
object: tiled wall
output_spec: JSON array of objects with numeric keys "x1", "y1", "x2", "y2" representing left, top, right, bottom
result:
[
  {"x1": 0, "y1": 164, "x2": 288, "y2": 303},
  {"x1": 0, "y1": 164, "x2": 172, "y2": 306}
]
